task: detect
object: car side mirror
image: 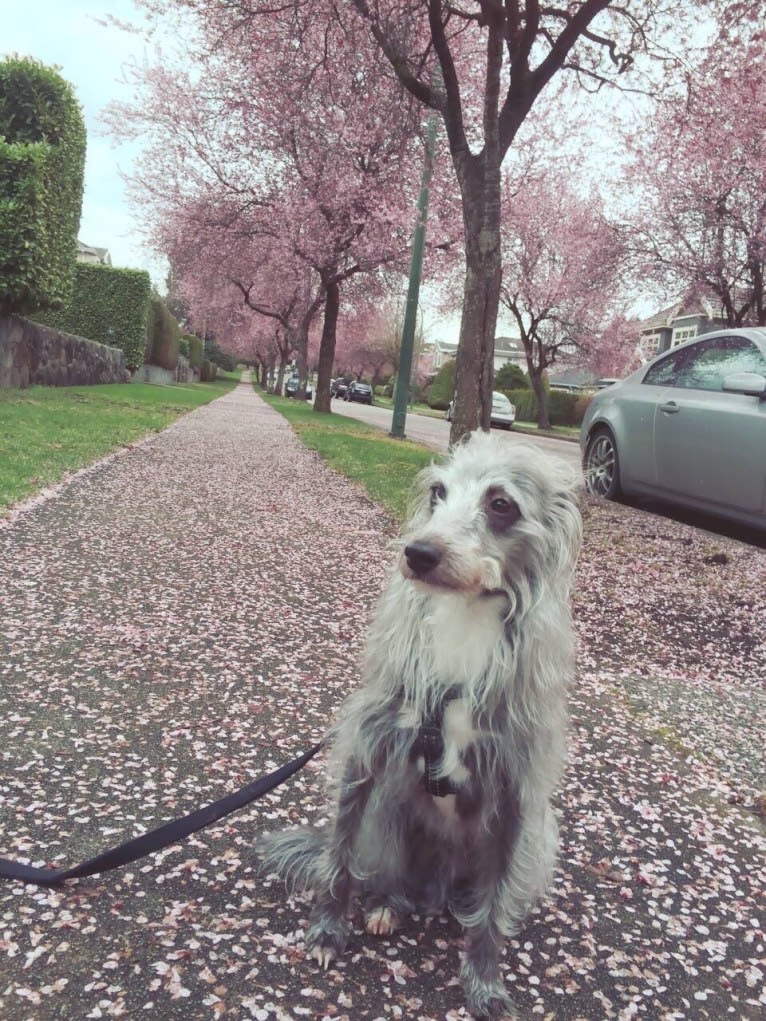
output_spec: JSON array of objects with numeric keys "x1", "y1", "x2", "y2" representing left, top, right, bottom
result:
[{"x1": 721, "y1": 372, "x2": 766, "y2": 397}]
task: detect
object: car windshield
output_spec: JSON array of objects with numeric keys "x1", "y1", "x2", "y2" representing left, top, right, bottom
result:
[{"x1": 492, "y1": 393, "x2": 510, "y2": 407}]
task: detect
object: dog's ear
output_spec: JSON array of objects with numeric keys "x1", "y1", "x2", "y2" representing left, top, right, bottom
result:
[{"x1": 543, "y1": 467, "x2": 583, "y2": 580}]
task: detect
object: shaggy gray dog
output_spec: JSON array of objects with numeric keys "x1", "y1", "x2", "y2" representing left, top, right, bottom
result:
[{"x1": 259, "y1": 431, "x2": 582, "y2": 1020}]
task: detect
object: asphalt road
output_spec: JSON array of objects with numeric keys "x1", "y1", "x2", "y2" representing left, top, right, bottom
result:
[{"x1": 331, "y1": 398, "x2": 583, "y2": 470}]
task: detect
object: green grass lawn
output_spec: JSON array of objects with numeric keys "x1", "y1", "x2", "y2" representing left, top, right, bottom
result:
[
  {"x1": 0, "y1": 376, "x2": 239, "y2": 513},
  {"x1": 261, "y1": 392, "x2": 435, "y2": 522}
]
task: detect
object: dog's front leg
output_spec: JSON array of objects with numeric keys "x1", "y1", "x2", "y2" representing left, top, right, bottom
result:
[
  {"x1": 305, "y1": 761, "x2": 373, "y2": 969},
  {"x1": 454, "y1": 794, "x2": 523, "y2": 1020}
]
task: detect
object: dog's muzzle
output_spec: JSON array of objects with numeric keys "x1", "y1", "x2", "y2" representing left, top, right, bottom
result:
[{"x1": 403, "y1": 541, "x2": 442, "y2": 577}]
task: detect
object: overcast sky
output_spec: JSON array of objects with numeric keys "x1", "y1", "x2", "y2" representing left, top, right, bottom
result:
[{"x1": 2, "y1": 1, "x2": 168, "y2": 286}]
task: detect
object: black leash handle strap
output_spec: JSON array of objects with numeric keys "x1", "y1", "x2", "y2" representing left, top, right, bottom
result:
[{"x1": 0, "y1": 742, "x2": 322, "y2": 888}]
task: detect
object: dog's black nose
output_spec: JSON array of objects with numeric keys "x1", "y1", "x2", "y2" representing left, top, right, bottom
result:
[{"x1": 404, "y1": 541, "x2": 442, "y2": 575}]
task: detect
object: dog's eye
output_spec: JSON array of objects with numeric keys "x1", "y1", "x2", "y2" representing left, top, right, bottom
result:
[
  {"x1": 486, "y1": 492, "x2": 521, "y2": 529},
  {"x1": 430, "y1": 482, "x2": 446, "y2": 508},
  {"x1": 490, "y1": 496, "x2": 514, "y2": 514}
]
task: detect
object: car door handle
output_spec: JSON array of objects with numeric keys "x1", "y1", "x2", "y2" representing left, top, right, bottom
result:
[{"x1": 660, "y1": 401, "x2": 680, "y2": 414}]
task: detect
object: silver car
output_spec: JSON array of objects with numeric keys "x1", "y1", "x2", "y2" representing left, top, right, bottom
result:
[
  {"x1": 446, "y1": 391, "x2": 516, "y2": 430},
  {"x1": 581, "y1": 327, "x2": 766, "y2": 529}
]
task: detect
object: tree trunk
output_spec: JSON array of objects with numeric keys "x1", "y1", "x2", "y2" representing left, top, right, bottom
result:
[
  {"x1": 275, "y1": 357, "x2": 289, "y2": 396},
  {"x1": 314, "y1": 279, "x2": 339, "y2": 413},
  {"x1": 529, "y1": 367, "x2": 551, "y2": 430},
  {"x1": 451, "y1": 222, "x2": 501, "y2": 443},
  {"x1": 448, "y1": 23, "x2": 503, "y2": 446}
]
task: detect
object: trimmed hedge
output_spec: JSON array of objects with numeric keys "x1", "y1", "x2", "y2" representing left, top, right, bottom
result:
[
  {"x1": 502, "y1": 387, "x2": 586, "y2": 427},
  {"x1": 200, "y1": 359, "x2": 217, "y2": 382},
  {"x1": 39, "y1": 262, "x2": 152, "y2": 370},
  {"x1": 145, "y1": 295, "x2": 180, "y2": 370},
  {"x1": 0, "y1": 57, "x2": 86, "y2": 316},
  {"x1": 184, "y1": 334, "x2": 204, "y2": 369}
]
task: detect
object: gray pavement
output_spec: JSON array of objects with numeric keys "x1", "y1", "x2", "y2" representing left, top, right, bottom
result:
[{"x1": 1, "y1": 378, "x2": 764, "y2": 1021}]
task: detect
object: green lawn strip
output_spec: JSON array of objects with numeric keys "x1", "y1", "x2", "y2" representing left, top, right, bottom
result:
[
  {"x1": 0, "y1": 376, "x2": 238, "y2": 513},
  {"x1": 513, "y1": 421, "x2": 580, "y2": 442},
  {"x1": 260, "y1": 392, "x2": 435, "y2": 522}
]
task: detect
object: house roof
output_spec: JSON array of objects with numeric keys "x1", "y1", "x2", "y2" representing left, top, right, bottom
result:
[
  {"x1": 639, "y1": 288, "x2": 724, "y2": 333},
  {"x1": 429, "y1": 335, "x2": 523, "y2": 355},
  {"x1": 77, "y1": 240, "x2": 112, "y2": 265},
  {"x1": 432, "y1": 339, "x2": 458, "y2": 354},
  {"x1": 495, "y1": 335, "x2": 524, "y2": 355}
]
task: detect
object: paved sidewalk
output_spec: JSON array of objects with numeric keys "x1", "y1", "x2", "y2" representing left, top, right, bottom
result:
[{"x1": 1, "y1": 379, "x2": 764, "y2": 1021}]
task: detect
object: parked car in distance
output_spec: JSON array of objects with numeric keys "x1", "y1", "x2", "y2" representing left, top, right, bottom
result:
[
  {"x1": 580, "y1": 327, "x2": 766, "y2": 530},
  {"x1": 445, "y1": 391, "x2": 516, "y2": 430},
  {"x1": 331, "y1": 378, "x2": 349, "y2": 399},
  {"x1": 285, "y1": 377, "x2": 313, "y2": 400},
  {"x1": 490, "y1": 391, "x2": 516, "y2": 429},
  {"x1": 346, "y1": 381, "x2": 373, "y2": 405}
]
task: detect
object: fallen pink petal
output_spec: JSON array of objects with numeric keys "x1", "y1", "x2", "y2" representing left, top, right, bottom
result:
[{"x1": 0, "y1": 383, "x2": 762, "y2": 1020}]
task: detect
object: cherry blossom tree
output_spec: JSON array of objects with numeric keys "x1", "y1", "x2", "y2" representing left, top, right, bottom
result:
[
  {"x1": 627, "y1": 34, "x2": 766, "y2": 326},
  {"x1": 498, "y1": 170, "x2": 630, "y2": 427},
  {"x1": 348, "y1": 0, "x2": 701, "y2": 441},
  {"x1": 113, "y1": 0, "x2": 427, "y2": 412}
]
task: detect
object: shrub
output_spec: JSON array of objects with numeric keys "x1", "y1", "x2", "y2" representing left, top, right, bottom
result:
[
  {"x1": 547, "y1": 389, "x2": 582, "y2": 426},
  {"x1": 203, "y1": 334, "x2": 236, "y2": 372},
  {"x1": 502, "y1": 387, "x2": 587, "y2": 426},
  {"x1": 200, "y1": 359, "x2": 218, "y2": 382},
  {"x1": 37, "y1": 262, "x2": 152, "y2": 370},
  {"x1": 185, "y1": 334, "x2": 204, "y2": 369},
  {"x1": 0, "y1": 57, "x2": 86, "y2": 316},
  {"x1": 495, "y1": 362, "x2": 530, "y2": 390},
  {"x1": 428, "y1": 357, "x2": 456, "y2": 410},
  {"x1": 503, "y1": 388, "x2": 538, "y2": 422},
  {"x1": 575, "y1": 393, "x2": 594, "y2": 421},
  {"x1": 144, "y1": 295, "x2": 180, "y2": 370}
]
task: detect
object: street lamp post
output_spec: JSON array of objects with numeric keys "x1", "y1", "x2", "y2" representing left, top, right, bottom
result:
[{"x1": 390, "y1": 113, "x2": 438, "y2": 440}]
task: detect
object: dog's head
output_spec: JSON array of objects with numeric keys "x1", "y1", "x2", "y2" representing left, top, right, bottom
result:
[{"x1": 400, "y1": 431, "x2": 582, "y2": 605}]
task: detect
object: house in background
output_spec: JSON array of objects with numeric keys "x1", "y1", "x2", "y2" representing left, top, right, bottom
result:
[
  {"x1": 76, "y1": 240, "x2": 112, "y2": 266},
  {"x1": 419, "y1": 334, "x2": 527, "y2": 378},
  {"x1": 639, "y1": 290, "x2": 726, "y2": 361}
]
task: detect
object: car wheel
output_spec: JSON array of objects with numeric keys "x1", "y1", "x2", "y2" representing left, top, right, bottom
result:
[{"x1": 584, "y1": 427, "x2": 621, "y2": 500}]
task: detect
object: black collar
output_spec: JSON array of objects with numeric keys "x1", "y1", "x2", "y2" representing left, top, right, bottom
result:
[{"x1": 410, "y1": 687, "x2": 463, "y2": 798}]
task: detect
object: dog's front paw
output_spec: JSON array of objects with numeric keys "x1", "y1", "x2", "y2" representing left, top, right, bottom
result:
[
  {"x1": 305, "y1": 914, "x2": 349, "y2": 971},
  {"x1": 462, "y1": 966, "x2": 519, "y2": 1020},
  {"x1": 468, "y1": 989, "x2": 519, "y2": 1021},
  {"x1": 364, "y1": 905, "x2": 400, "y2": 936}
]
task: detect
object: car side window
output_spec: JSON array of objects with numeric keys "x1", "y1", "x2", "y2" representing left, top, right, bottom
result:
[
  {"x1": 674, "y1": 336, "x2": 766, "y2": 391},
  {"x1": 642, "y1": 346, "x2": 689, "y2": 386}
]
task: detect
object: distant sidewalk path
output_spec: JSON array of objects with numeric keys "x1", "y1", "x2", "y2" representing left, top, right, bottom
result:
[{"x1": 0, "y1": 376, "x2": 763, "y2": 1021}]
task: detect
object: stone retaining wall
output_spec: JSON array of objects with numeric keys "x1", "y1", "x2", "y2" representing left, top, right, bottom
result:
[{"x1": 0, "y1": 314, "x2": 129, "y2": 388}]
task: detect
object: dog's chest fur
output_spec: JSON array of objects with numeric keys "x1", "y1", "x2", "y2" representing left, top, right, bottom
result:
[
  {"x1": 426, "y1": 593, "x2": 506, "y2": 684},
  {"x1": 406, "y1": 594, "x2": 507, "y2": 819}
]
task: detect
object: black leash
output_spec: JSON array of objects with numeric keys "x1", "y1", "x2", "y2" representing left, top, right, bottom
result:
[{"x1": 0, "y1": 742, "x2": 322, "y2": 888}]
